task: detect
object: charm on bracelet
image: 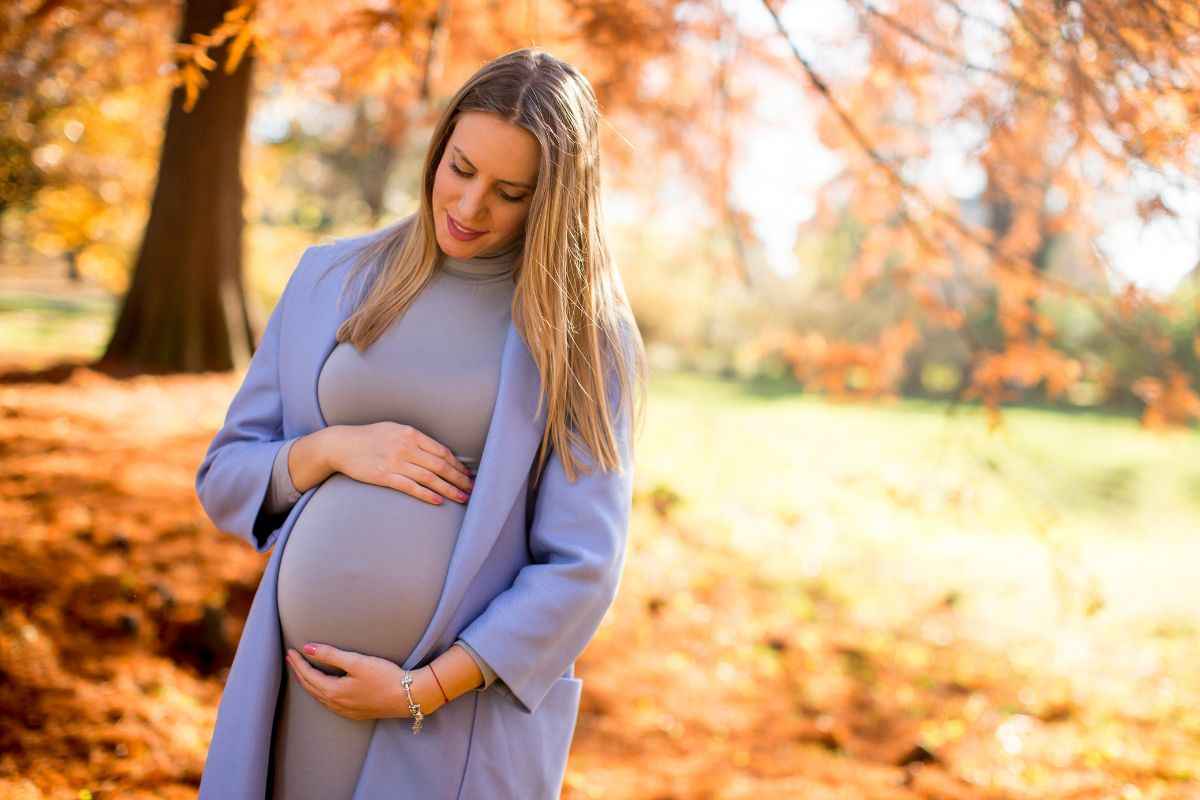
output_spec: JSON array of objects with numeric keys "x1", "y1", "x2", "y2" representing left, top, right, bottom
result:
[{"x1": 401, "y1": 670, "x2": 424, "y2": 733}]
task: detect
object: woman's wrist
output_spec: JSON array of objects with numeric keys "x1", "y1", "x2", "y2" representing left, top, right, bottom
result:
[
  {"x1": 391, "y1": 646, "x2": 484, "y2": 719},
  {"x1": 391, "y1": 665, "x2": 445, "y2": 719},
  {"x1": 288, "y1": 425, "x2": 343, "y2": 492}
]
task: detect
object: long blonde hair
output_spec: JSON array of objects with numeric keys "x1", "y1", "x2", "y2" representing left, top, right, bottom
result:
[{"x1": 319, "y1": 47, "x2": 646, "y2": 488}]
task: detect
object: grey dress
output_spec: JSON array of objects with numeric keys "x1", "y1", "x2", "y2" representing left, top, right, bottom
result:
[{"x1": 264, "y1": 236, "x2": 520, "y2": 800}]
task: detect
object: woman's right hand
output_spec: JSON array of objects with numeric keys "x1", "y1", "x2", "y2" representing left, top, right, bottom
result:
[{"x1": 328, "y1": 422, "x2": 475, "y2": 505}]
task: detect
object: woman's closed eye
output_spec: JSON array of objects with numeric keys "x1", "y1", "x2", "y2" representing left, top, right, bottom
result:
[{"x1": 449, "y1": 162, "x2": 526, "y2": 203}]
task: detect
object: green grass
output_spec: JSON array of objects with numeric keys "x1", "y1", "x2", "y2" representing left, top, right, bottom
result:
[
  {"x1": 643, "y1": 367, "x2": 1200, "y2": 528},
  {"x1": 638, "y1": 368, "x2": 1200, "y2": 639},
  {"x1": 0, "y1": 290, "x2": 116, "y2": 362}
]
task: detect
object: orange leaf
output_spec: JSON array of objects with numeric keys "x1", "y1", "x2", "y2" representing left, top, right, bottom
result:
[
  {"x1": 225, "y1": 2, "x2": 254, "y2": 23},
  {"x1": 225, "y1": 22, "x2": 255, "y2": 74},
  {"x1": 181, "y1": 63, "x2": 207, "y2": 112}
]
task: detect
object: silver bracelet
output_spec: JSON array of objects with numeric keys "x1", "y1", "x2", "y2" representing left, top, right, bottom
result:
[{"x1": 401, "y1": 669, "x2": 424, "y2": 734}]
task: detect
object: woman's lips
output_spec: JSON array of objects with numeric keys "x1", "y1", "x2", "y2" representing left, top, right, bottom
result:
[{"x1": 447, "y1": 213, "x2": 486, "y2": 241}]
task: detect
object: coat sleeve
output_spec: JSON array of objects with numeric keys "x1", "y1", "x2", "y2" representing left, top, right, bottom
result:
[
  {"x1": 265, "y1": 437, "x2": 303, "y2": 515},
  {"x1": 455, "y1": 329, "x2": 638, "y2": 715},
  {"x1": 194, "y1": 247, "x2": 313, "y2": 553}
]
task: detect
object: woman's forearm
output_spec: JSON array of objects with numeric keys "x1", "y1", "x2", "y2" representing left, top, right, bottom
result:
[
  {"x1": 428, "y1": 644, "x2": 485, "y2": 702},
  {"x1": 287, "y1": 425, "x2": 344, "y2": 492}
]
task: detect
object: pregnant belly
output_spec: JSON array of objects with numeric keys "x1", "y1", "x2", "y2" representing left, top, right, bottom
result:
[{"x1": 276, "y1": 473, "x2": 467, "y2": 675}]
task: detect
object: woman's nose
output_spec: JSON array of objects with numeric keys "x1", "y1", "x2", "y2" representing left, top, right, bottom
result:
[{"x1": 456, "y1": 188, "x2": 488, "y2": 225}]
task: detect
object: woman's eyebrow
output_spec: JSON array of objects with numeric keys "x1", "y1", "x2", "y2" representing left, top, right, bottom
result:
[{"x1": 452, "y1": 145, "x2": 535, "y2": 190}]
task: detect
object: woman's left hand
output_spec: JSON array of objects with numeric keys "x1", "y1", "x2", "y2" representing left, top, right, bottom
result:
[{"x1": 286, "y1": 644, "x2": 446, "y2": 721}]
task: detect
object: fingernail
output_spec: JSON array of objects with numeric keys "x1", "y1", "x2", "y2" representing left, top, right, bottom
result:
[{"x1": 303, "y1": 644, "x2": 316, "y2": 655}]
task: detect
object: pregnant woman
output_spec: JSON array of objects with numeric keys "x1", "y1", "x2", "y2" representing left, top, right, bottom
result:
[
  {"x1": 194, "y1": 47, "x2": 645, "y2": 800},
  {"x1": 266, "y1": 218, "x2": 521, "y2": 797}
]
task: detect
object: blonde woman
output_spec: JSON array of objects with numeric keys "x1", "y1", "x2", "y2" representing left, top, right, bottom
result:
[{"x1": 194, "y1": 47, "x2": 646, "y2": 800}]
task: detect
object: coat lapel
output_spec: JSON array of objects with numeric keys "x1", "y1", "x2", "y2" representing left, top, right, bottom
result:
[{"x1": 299, "y1": 249, "x2": 546, "y2": 671}]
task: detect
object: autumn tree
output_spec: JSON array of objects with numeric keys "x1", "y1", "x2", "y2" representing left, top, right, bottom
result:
[
  {"x1": 99, "y1": 0, "x2": 258, "y2": 373},
  {"x1": 755, "y1": 0, "x2": 1200, "y2": 427}
]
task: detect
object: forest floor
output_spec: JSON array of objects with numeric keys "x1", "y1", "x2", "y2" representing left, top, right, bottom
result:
[{"x1": 1, "y1": 357, "x2": 1199, "y2": 799}]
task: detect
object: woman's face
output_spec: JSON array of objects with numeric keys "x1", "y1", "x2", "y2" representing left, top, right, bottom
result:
[{"x1": 431, "y1": 110, "x2": 540, "y2": 259}]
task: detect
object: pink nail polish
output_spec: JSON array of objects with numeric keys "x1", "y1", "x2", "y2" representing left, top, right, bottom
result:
[{"x1": 303, "y1": 644, "x2": 316, "y2": 655}]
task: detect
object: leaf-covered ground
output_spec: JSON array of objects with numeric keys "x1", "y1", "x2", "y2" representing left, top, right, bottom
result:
[{"x1": 1, "y1": 362, "x2": 1198, "y2": 799}]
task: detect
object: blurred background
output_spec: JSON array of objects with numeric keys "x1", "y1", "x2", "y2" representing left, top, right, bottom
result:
[{"x1": 1, "y1": 0, "x2": 1199, "y2": 798}]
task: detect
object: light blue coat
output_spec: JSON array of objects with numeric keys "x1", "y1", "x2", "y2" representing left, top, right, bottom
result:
[{"x1": 194, "y1": 231, "x2": 635, "y2": 799}]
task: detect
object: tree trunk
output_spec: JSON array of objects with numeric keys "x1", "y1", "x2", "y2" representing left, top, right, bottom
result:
[
  {"x1": 350, "y1": 100, "x2": 396, "y2": 227},
  {"x1": 98, "y1": 0, "x2": 256, "y2": 374}
]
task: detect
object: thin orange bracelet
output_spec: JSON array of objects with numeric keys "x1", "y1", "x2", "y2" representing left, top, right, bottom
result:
[{"x1": 428, "y1": 663, "x2": 450, "y2": 704}]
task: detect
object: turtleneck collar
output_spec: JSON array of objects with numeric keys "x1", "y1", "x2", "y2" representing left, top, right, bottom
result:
[{"x1": 439, "y1": 235, "x2": 523, "y2": 282}]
